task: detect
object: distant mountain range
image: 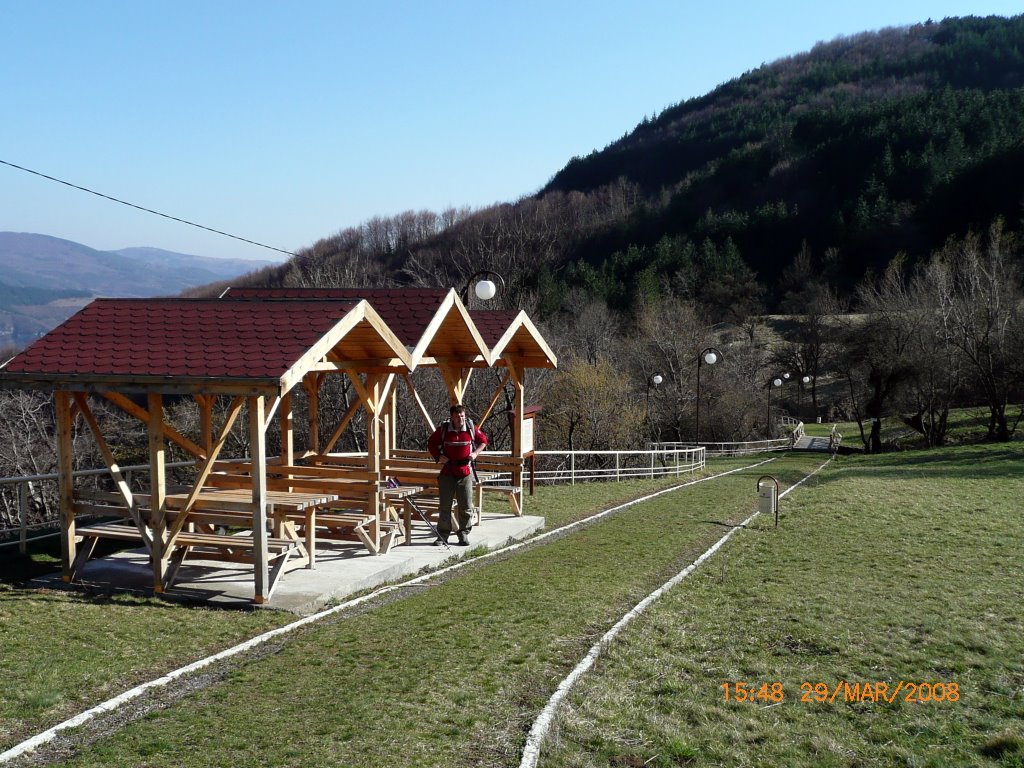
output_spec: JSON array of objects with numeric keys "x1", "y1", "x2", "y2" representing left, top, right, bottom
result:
[{"x1": 0, "y1": 232, "x2": 276, "y2": 349}]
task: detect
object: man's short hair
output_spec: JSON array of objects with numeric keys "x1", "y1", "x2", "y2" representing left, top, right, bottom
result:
[{"x1": 450, "y1": 404, "x2": 466, "y2": 415}]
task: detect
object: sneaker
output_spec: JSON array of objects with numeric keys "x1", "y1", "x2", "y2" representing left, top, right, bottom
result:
[
  {"x1": 433, "y1": 534, "x2": 450, "y2": 546},
  {"x1": 456, "y1": 532, "x2": 469, "y2": 546}
]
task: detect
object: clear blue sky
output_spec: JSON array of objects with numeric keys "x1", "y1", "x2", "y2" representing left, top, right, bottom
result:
[{"x1": 1, "y1": 1, "x2": 1021, "y2": 262}]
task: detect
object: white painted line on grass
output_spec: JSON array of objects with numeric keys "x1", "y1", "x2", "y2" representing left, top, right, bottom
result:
[
  {"x1": 518, "y1": 456, "x2": 833, "y2": 768},
  {"x1": 0, "y1": 458, "x2": 775, "y2": 765}
]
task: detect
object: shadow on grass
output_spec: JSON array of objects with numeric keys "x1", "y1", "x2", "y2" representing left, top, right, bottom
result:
[
  {"x1": 822, "y1": 442, "x2": 1024, "y2": 482},
  {"x1": 699, "y1": 519, "x2": 762, "y2": 531}
]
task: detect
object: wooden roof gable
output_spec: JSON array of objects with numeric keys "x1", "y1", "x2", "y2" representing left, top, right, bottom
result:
[
  {"x1": 470, "y1": 310, "x2": 558, "y2": 369},
  {"x1": 220, "y1": 287, "x2": 490, "y2": 369},
  {"x1": 0, "y1": 298, "x2": 411, "y2": 395}
]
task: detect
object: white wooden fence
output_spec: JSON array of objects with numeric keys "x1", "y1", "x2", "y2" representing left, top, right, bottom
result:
[
  {"x1": 528, "y1": 447, "x2": 705, "y2": 485},
  {"x1": 1, "y1": 447, "x2": 709, "y2": 550}
]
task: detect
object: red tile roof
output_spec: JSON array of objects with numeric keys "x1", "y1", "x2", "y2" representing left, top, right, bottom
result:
[
  {"x1": 224, "y1": 288, "x2": 448, "y2": 347},
  {"x1": 2, "y1": 298, "x2": 361, "y2": 382},
  {"x1": 468, "y1": 310, "x2": 520, "y2": 347}
]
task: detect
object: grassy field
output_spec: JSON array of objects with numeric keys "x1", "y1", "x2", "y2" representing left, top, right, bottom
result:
[
  {"x1": 539, "y1": 441, "x2": 1024, "y2": 767},
  {"x1": 0, "y1": 458, "x2": 752, "y2": 756},
  {"x1": 801, "y1": 405, "x2": 1018, "y2": 450},
  {"x1": 3, "y1": 444, "x2": 1019, "y2": 767},
  {"x1": 0, "y1": 454, "x2": 821, "y2": 766}
]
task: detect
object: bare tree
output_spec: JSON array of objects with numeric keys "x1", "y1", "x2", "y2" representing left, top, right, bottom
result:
[
  {"x1": 932, "y1": 222, "x2": 1024, "y2": 441},
  {"x1": 841, "y1": 258, "x2": 920, "y2": 452},
  {"x1": 537, "y1": 354, "x2": 645, "y2": 457}
]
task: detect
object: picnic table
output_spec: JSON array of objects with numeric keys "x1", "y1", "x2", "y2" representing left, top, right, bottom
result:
[
  {"x1": 164, "y1": 487, "x2": 336, "y2": 568},
  {"x1": 206, "y1": 461, "x2": 424, "y2": 557}
]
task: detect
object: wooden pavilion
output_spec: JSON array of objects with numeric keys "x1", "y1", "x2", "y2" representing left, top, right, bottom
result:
[{"x1": 0, "y1": 288, "x2": 557, "y2": 604}]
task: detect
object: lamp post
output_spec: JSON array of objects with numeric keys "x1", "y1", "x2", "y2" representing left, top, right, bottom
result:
[
  {"x1": 646, "y1": 373, "x2": 663, "y2": 441},
  {"x1": 459, "y1": 269, "x2": 507, "y2": 306},
  {"x1": 766, "y1": 376, "x2": 783, "y2": 439},
  {"x1": 799, "y1": 374, "x2": 812, "y2": 420},
  {"x1": 695, "y1": 346, "x2": 721, "y2": 444}
]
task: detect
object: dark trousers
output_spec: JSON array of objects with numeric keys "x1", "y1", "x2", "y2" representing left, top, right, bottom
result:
[{"x1": 437, "y1": 473, "x2": 474, "y2": 535}]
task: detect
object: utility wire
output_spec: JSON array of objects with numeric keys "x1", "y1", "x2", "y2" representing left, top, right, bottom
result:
[{"x1": 0, "y1": 158, "x2": 298, "y2": 257}]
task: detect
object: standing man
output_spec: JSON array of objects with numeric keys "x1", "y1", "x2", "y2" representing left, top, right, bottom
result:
[{"x1": 427, "y1": 404, "x2": 487, "y2": 546}]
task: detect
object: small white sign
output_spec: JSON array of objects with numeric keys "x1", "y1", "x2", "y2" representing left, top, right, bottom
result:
[{"x1": 521, "y1": 416, "x2": 534, "y2": 454}]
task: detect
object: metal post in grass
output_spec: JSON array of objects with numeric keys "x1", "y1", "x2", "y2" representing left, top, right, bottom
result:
[
  {"x1": 18, "y1": 481, "x2": 28, "y2": 554},
  {"x1": 757, "y1": 475, "x2": 780, "y2": 527}
]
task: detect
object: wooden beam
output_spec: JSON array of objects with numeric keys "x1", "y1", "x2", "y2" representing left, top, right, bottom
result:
[
  {"x1": 478, "y1": 370, "x2": 512, "y2": 430},
  {"x1": 280, "y1": 392, "x2": 294, "y2": 467},
  {"x1": 346, "y1": 371, "x2": 373, "y2": 413},
  {"x1": 507, "y1": 359, "x2": 526, "y2": 495},
  {"x1": 249, "y1": 395, "x2": 270, "y2": 603},
  {"x1": 386, "y1": 384, "x2": 397, "y2": 457},
  {"x1": 103, "y1": 391, "x2": 207, "y2": 459},
  {"x1": 55, "y1": 392, "x2": 76, "y2": 582},
  {"x1": 147, "y1": 393, "x2": 168, "y2": 592},
  {"x1": 304, "y1": 373, "x2": 324, "y2": 455},
  {"x1": 307, "y1": 357, "x2": 407, "y2": 371},
  {"x1": 364, "y1": 378, "x2": 382, "y2": 554},
  {"x1": 165, "y1": 396, "x2": 245, "y2": 547},
  {"x1": 195, "y1": 394, "x2": 214, "y2": 453},
  {"x1": 438, "y1": 363, "x2": 472, "y2": 406},
  {"x1": 402, "y1": 373, "x2": 435, "y2": 433},
  {"x1": 322, "y1": 397, "x2": 362, "y2": 455},
  {"x1": 22, "y1": 377, "x2": 281, "y2": 396},
  {"x1": 72, "y1": 393, "x2": 152, "y2": 552}
]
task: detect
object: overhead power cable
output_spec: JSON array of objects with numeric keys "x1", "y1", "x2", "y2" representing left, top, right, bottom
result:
[{"x1": 0, "y1": 158, "x2": 297, "y2": 257}]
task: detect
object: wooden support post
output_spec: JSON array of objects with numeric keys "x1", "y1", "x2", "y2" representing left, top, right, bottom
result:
[
  {"x1": 197, "y1": 394, "x2": 214, "y2": 454},
  {"x1": 438, "y1": 363, "x2": 472, "y2": 406},
  {"x1": 147, "y1": 393, "x2": 168, "y2": 592},
  {"x1": 508, "y1": 360, "x2": 526, "y2": 494},
  {"x1": 385, "y1": 385, "x2": 397, "y2": 460},
  {"x1": 55, "y1": 392, "x2": 76, "y2": 582},
  {"x1": 249, "y1": 395, "x2": 270, "y2": 603},
  {"x1": 280, "y1": 392, "x2": 294, "y2": 467},
  {"x1": 365, "y1": 376, "x2": 382, "y2": 553},
  {"x1": 304, "y1": 373, "x2": 322, "y2": 456}
]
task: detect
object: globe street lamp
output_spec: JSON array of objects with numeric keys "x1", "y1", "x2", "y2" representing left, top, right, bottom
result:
[
  {"x1": 695, "y1": 347, "x2": 721, "y2": 443},
  {"x1": 459, "y1": 269, "x2": 507, "y2": 306},
  {"x1": 799, "y1": 374, "x2": 812, "y2": 420},
  {"x1": 766, "y1": 376, "x2": 784, "y2": 439},
  {"x1": 646, "y1": 373, "x2": 663, "y2": 441}
]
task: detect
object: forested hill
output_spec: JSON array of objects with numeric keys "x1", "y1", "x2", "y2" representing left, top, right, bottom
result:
[
  {"x1": 233, "y1": 14, "x2": 1024, "y2": 317},
  {"x1": 540, "y1": 14, "x2": 1024, "y2": 308}
]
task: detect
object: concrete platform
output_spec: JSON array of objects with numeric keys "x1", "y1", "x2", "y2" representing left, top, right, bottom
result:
[{"x1": 33, "y1": 512, "x2": 544, "y2": 615}]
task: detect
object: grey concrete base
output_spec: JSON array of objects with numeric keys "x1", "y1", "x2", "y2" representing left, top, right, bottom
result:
[{"x1": 32, "y1": 512, "x2": 544, "y2": 615}]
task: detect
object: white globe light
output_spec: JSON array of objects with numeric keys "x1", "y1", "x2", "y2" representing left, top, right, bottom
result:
[
  {"x1": 474, "y1": 279, "x2": 497, "y2": 301},
  {"x1": 651, "y1": 374, "x2": 663, "y2": 385},
  {"x1": 773, "y1": 378, "x2": 783, "y2": 387},
  {"x1": 783, "y1": 372, "x2": 791, "y2": 379},
  {"x1": 704, "y1": 351, "x2": 718, "y2": 365},
  {"x1": 802, "y1": 375, "x2": 811, "y2": 384}
]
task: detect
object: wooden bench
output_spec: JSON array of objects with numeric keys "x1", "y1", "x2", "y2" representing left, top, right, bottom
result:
[
  {"x1": 472, "y1": 456, "x2": 525, "y2": 516},
  {"x1": 303, "y1": 509, "x2": 401, "y2": 557},
  {"x1": 73, "y1": 522, "x2": 298, "y2": 595}
]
